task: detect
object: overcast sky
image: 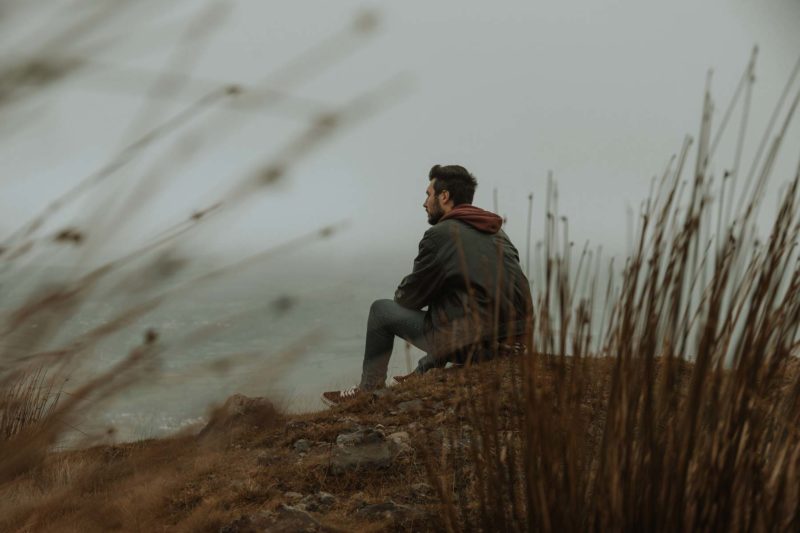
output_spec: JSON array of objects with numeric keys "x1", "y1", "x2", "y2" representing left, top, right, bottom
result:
[{"x1": 1, "y1": 0, "x2": 799, "y2": 274}]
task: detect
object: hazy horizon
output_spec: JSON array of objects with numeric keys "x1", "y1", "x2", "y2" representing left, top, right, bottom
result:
[
  {"x1": 2, "y1": 0, "x2": 799, "y2": 264},
  {"x1": 1, "y1": 0, "x2": 799, "y2": 443}
]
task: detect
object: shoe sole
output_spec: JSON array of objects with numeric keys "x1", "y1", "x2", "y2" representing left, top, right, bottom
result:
[{"x1": 320, "y1": 394, "x2": 338, "y2": 407}]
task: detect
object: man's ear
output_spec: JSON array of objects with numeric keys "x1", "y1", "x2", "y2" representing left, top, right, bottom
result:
[{"x1": 440, "y1": 190, "x2": 451, "y2": 204}]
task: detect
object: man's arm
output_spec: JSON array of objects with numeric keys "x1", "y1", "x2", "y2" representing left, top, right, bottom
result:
[
  {"x1": 394, "y1": 230, "x2": 445, "y2": 310},
  {"x1": 498, "y1": 229, "x2": 521, "y2": 263}
]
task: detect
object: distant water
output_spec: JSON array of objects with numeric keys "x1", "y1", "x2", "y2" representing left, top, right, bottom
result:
[
  {"x1": 5, "y1": 251, "x2": 609, "y2": 446},
  {"x1": 7, "y1": 256, "x2": 427, "y2": 445}
]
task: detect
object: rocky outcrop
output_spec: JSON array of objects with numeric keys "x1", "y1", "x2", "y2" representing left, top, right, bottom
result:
[
  {"x1": 330, "y1": 427, "x2": 403, "y2": 475},
  {"x1": 199, "y1": 394, "x2": 282, "y2": 439}
]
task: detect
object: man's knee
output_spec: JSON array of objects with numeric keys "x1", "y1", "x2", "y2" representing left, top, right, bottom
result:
[{"x1": 369, "y1": 298, "x2": 395, "y2": 317}]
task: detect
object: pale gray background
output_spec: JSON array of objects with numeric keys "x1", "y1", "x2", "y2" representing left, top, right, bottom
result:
[
  {"x1": 1, "y1": 0, "x2": 799, "y2": 260},
  {"x1": 0, "y1": 0, "x2": 798, "y2": 440}
]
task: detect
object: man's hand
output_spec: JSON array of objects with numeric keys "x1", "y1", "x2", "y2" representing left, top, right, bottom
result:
[{"x1": 415, "y1": 353, "x2": 447, "y2": 374}]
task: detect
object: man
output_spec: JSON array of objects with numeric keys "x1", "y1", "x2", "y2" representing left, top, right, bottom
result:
[{"x1": 322, "y1": 164, "x2": 532, "y2": 405}]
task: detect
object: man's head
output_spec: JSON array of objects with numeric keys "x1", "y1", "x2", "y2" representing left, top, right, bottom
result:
[{"x1": 424, "y1": 164, "x2": 478, "y2": 225}]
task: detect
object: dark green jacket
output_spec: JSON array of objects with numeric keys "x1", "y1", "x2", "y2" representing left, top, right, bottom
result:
[{"x1": 394, "y1": 205, "x2": 532, "y2": 363}]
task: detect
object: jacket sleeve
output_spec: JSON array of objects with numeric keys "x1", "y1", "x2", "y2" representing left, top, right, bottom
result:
[
  {"x1": 394, "y1": 230, "x2": 445, "y2": 310},
  {"x1": 498, "y1": 230, "x2": 521, "y2": 263}
]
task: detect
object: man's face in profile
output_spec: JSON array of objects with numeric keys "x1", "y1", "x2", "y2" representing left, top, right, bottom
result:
[{"x1": 424, "y1": 180, "x2": 445, "y2": 225}]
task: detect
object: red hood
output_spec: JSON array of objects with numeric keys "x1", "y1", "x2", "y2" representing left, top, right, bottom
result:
[{"x1": 440, "y1": 204, "x2": 503, "y2": 234}]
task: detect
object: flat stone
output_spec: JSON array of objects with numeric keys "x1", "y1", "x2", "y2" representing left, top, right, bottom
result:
[
  {"x1": 388, "y1": 431, "x2": 409, "y2": 444},
  {"x1": 293, "y1": 439, "x2": 312, "y2": 453},
  {"x1": 285, "y1": 420, "x2": 308, "y2": 431},
  {"x1": 284, "y1": 491, "x2": 304, "y2": 500},
  {"x1": 335, "y1": 428, "x2": 384, "y2": 447},
  {"x1": 330, "y1": 428, "x2": 402, "y2": 474},
  {"x1": 298, "y1": 491, "x2": 337, "y2": 512},
  {"x1": 331, "y1": 440, "x2": 394, "y2": 474},
  {"x1": 317, "y1": 491, "x2": 336, "y2": 506},
  {"x1": 387, "y1": 432, "x2": 412, "y2": 454}
]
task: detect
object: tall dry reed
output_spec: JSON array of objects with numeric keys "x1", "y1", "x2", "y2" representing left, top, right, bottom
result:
[
  {"x1": 0, "y1": 1, "x2": 392, "y2": 486},
  {"x1": 427, "y1": 50, "x2": 800, "y2": 532}
]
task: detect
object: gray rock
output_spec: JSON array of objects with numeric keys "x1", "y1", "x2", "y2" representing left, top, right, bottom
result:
[
  {"x1": 298, "y1": 491, "x2": 337, "y2": 512},
  {"x1": 387, "y1": 431, "x2": 412, "y2": 454},
  {"x1": 284, "y1": 491, "x2": 304, "y2": 501},
  {"x1": 335, "y1": 428, "x2": 384, "y2": 447},
  {"x1": 331, "y1": 428, "x2": 399, "y2": 474},
  {"x1": 317, "y1": 491, "x2": 336, "y2": 506},
  {"x1": 331, "y1": 441, "x2": 394, "y2": 474},
  {"x1": 388, "y1": 431, "x2": 410, "y2": 444},
  {"x1": 285, "y1": 420, "x2": 308, "y2": 431},
  {"x1": 398, "y1": 399, "x2": 423, "y2": 413},
  {"x1": 293, "y1": 439, "x2": 312, "y2": 453}
]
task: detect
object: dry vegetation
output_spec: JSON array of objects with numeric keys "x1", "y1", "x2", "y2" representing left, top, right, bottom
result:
[
  {"x1": 0, "y1": 357, "x2": 614, "y2": 532},
  {"x1": 1, "y1": 2, "x2": 800, "y2": 532}
]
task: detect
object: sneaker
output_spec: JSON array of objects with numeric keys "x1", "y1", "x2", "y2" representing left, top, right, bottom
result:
[
  {"x1": 391, "y1": 372, "x2": 418, "y2": 386},
  {"x1": 321, "y1": 385, "x2": 362, "y2": 406}
]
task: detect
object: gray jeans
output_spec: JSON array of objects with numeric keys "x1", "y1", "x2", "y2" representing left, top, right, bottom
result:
[{"x1": 360, "y1": 299, "x2": 430, "y2": 390}]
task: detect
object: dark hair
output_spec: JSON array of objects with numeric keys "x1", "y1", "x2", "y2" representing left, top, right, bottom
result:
[{"x1": 428, "y1": 164, "x2": 478, "y2": 206}]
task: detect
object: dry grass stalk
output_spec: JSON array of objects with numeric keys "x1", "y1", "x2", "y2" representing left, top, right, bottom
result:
[
  {"x1": 424, "y1": 54, "x2": 800, "y2": 532},
  {"x1": 0, "y1": 2, "x2": 392, "y2": 500}
]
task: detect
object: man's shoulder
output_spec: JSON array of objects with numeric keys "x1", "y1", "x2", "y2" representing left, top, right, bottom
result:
[
  {"x1": 422, "y1": 220, "x2": 460, "y2": 240},
  {"x1": 494, "y1": 228, "x2": 512, "y2": 241},
  {"x1": 425, "y1": 220, "x2": 507, "y2": 243},
  {"x1": 427, "y1": 220, "x2": 487, "y2": 249}
]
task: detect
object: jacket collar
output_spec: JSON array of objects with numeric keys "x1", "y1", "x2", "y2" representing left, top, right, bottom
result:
[{"x1": 439, "y1": 204, "x2": 503, "y2": 234}]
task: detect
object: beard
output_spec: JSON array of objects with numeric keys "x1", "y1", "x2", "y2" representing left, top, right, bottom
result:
[{"x1": 427, "y1": 204, "x2": 444, "y2": 225}]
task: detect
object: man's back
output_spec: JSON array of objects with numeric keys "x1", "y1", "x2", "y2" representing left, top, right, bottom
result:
[{"x1": 395, "y1": 209, "x2": 533, "y2": 361}]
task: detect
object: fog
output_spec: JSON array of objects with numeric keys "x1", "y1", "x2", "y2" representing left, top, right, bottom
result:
[
  {"x1": 1, "y1": 1, "x2": 799, "y2": 437},
  {"x1": 2, "y1": 0, "x2": 799, "y2": 265}
]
